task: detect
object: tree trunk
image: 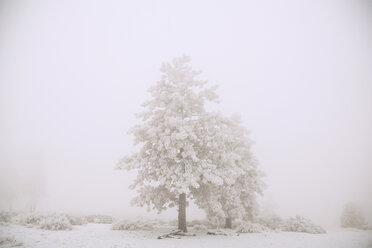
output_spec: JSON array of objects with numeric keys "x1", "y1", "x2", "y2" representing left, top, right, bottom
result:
[
  {"x1": 178, "y1": 193, "x2": 187, "y2": 232},
  {"x1": 225, "y1": 217, "x2": 232, "y2": 229}
]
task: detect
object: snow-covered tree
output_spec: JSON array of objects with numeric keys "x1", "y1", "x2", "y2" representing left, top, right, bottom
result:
[
  {"x1": 117, "y1": 56, "x2": 225, "y2": 232},
  {"x1": 192, "y1": 115, "x2": 265, "y2": 228},
  {"x1": 340, "y1": 202, "x2": 367, "y2": 229}
]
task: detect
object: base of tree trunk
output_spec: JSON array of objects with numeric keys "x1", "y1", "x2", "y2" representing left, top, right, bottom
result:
[
  {"x1": 225, "y1": 218, "x2": 232, "y2": 229},
  {"x1": 157, "y1": 230, "x2": 196, "y2": 239}
]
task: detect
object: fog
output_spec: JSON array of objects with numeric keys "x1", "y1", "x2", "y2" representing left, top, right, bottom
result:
[{"x1": 0, "y1": 0, "x2": 371, "y2": 228}]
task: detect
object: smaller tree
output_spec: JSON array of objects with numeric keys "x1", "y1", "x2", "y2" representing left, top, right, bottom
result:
[
  {"x1": 340, "y1": 202, "x2": 367, "y2": 229},
  {"x1": 192, "y1": 115, "x2": 265, "y2": 228}
]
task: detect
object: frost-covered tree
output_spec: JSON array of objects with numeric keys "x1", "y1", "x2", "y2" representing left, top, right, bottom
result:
[
  {"x1": 192, "y1": 115, "x2": 265, "y2": 228},
  {"x1": 117, "y1": 56, "x2": 225, "y2": 232},
  {"x1": 340, "y1": 202, "x2": 367, "y2": 229}
]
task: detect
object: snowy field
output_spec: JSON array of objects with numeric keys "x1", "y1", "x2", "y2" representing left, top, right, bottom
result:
[{"x1": 1, "y1": 224, "x2": 371, "y2": 248}]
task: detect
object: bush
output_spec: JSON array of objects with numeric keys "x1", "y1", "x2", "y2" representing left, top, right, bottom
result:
[
  {"x1": 236, "y1": 221, "x2": 269, "y2": 233},
  {"x1": 191, "y1": 219, "x2": 210, "y2": 226},
  {"x1": 340, "y1": 202, "x2": 367, "y2": 229},
  {"x1": 112, "y1": 219, "x2": 153, "y2": 231},
  {"x1": 14, "y1": 213, "x2": 72, "y2": 230},
  {"x1": 14, "y1": 213, "x2": 44, "y2": 227},
  {"x1": 0, "y1": 212, "x2": 12, "y2": 224},
  {"x1": 283, "y1": 215, "x2": 326, "y2": 234},
  {"x1": 66, "y1": 215, "x2": 88, "y2": 225},
  {"x1": 258, "y1": 214, "x2": 284, "y2": 230},
  {"x1": 188, "y1": 219, "x2": 206, "y2": 226},
  {"x1": 85, "y1": 214, "x2": 113, "y2": 224},
  {"x1": 38, "y1": 214, "x2": 72, "y2": 231},
  {"x1": 192, "y1": 224, "x2": 208, "y2": 231}
]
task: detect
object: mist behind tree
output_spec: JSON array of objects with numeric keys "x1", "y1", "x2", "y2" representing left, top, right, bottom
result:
[
  {"x1": 0, "y1": 0, "x2": 371, "y2": 228},
  {"x1": 340, "y1": 202, "x2": 367, "y2": 229}
]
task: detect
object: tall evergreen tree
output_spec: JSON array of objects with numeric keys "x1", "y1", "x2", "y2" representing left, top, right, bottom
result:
[{"x1": 117, "y1": 56, "x2": 221, "y2": 232}]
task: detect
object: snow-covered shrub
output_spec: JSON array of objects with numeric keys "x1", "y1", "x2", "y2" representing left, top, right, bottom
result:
[
  {"x1": 0, "y1": 212, "x2": 12, "y2": 224},
  {"x1": 283, "y1": 215, "x2": 326, "y2": 234},
  {"x1": 14, "y1": 212, "x2": 44, "y2": 227},
  {"x1": 38, "y1": 214, "x2": 72, "y2": 231},
  {"x1": 192, "y1": 224, "x2": 208, "y2": 231},
  {"x1": 236, "y1": 221, "x2": 269, "y2": 233},
  {"x1": 112, "y1": 219, "x2": 153, "y2": 230},
  {"x1": 66, "y1": 215, "x2": 87, "y2": 225},
  {"x1": 14, "y1": 213, "x2": 72, "y2": 230},
  {"x1": 86, "y1": 214, "x2": 113, "y2": 224},
  {"x1": 258, "y1": 214, "x2": 284, "y2": 230},
  {"x1": 340, "y1": 202, "x2": 367, "y2": 229}
]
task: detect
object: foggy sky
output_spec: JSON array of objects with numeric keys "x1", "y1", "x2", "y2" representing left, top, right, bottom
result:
[{"x1": 1, "y1": 0, "x2": 371, "y2": 227}]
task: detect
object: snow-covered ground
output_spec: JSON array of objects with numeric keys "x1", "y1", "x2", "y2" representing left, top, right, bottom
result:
[{"x1": 1, "y1": 224, "x2": 372, "y2": 248}]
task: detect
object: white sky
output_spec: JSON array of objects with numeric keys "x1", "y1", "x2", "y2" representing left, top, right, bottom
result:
[{"x1": 0, "y1": 0, "x2": 371, "y2": 227}]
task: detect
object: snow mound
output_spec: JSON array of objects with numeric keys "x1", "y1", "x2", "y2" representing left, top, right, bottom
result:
[
  {"x1": 236, "y1": 222, "x2": 269, "y2": 233},
  {"x1": 0, "y1": 236, "x2": 23, "y2": 247},
  {"x1": 283, "y1": 215, "x2": 326, "y2": 234},
  {"x1": 112, "y1": 219, "x2": 153, "y2": 230}
]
